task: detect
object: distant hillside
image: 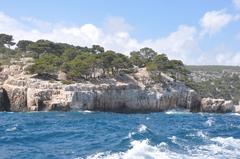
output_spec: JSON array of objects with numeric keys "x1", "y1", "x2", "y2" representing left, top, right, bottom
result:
[
  {"x1": 187, "y1": 65, "x2": 240, "y2": 73},
  {"x1": 186, "y1": 65, "x2": 240, "y2": 104}
]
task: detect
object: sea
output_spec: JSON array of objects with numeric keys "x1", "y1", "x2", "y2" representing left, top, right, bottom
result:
[{"x1": 0, "y1": 110, "x2": 240, "y2": 159}]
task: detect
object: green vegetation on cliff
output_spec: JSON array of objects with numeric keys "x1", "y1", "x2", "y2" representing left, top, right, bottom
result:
[
  {"x1": 186, "y1": 65, "x2": 240, "y2": 104},
  {"x1": 1, "y1": 33, "x2": 240, "y2": 104},
  {"x1": 0, "y1": 33, "x2": 187, "y2": 81}
]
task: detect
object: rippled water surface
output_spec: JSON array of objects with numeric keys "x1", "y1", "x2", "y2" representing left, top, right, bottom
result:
[{"x1": 1, "y1": 110, "x2": 240, "y2": 159}]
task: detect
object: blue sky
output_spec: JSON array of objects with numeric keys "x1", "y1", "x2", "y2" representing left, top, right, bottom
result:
[{"x1": 1, "y1": 0, "x2": 240, "y2": 65}]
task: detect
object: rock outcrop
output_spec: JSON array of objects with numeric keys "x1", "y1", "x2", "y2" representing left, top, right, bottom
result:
[
  {"x1": 8, "y1": 65, "x2": 240, "y2": 113},
  {"x1": 0, "y1": 72, "x2": 201, "y2": 113},
  {"x1": 2, "y1": 64, "x2": 238, "y2": 114},
  {"x1": 234, "y1": 105, "x2": 240, "y2": 113},
  {"x1": 200, "y1": 98, "x2": 235, "y2": 113}
]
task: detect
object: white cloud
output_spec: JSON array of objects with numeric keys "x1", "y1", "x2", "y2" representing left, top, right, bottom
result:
[
  {"x1": 216, "y1": 53, "x2": 240, "y2": 65},
  {"x1": 200, "y1": 10, "x2": 239, "y2": 36},
  {"x1": 233, "y1": 0, "x2": 240, "y2": 8},
  {"x1": 142, "y1": 25, "x2": 199, "y2": 64},
  {"x1": 195, "y1": 44, "x2": 240, "y2": 65},
  {"x1": 20, "y1": 17, "x2": 54, "y2": 32},
  {"x1": 0, "y1": 11, "x2": 198, "y2": 63},
  {"x1": 0, "y1": 11, "x2": 240, "y2": 66},
  {"x1": 212, "y1": 45, "x2": 240, "y2": 65}
]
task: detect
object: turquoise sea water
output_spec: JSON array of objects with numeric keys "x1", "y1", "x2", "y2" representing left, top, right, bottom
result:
[{"x1": 0, "y1": 110, "x2": 240, "y2": 159}]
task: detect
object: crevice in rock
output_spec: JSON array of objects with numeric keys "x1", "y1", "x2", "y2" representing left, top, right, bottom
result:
[{"x1": 0, "y1": 88, "x2": 11, "y2": 111}]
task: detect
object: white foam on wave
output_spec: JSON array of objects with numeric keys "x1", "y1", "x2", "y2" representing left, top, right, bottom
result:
[
  {"x1": 84, "y1": 136, "x2": 240, "y2": 159},
  {"x1": 138, "y1": 124, "x2": 147, "y2": 133},
  {"x1": 229, "y1": 113, "x2": 240, "y2": 116},
  {"x1": 78, "y1": 110, "x2": 93, "y2": 114},
  {"x1": 5, "y1": 124, "x2": 18, "y2": 132},
  {"x1": 197, "y1": 130, "x2": 208, "y2": 138},
  {"x1": 0, "y1": 112, "x2": 14, "y2": 114},
  {"x1": 187, "y1": 130, "x2": 208, "y2": 139},
  {"x1": 5, "y1": 127, "x2": 17, "y2": 132},
  {"x1": 85, "y1": 139, "x2": 179, "y2": 159},
  {"x1": 165, "y1": 109, "x2": 191, "y2": 115},
  {"x1": 126, "y1": 124, "x2": 148, "y2": 139},
  {"x1": 168, "y1": 136, "x2": 177, "y2": 144},
  {"x1": 205, "y1": 117, "x2": 215, "y2": 127},
  {"x1": 127, "y1": 132, "x2": 136, "y2": 138},
  {"x1": 198, "y1": 137, "x2": 240, "y2": 158}
]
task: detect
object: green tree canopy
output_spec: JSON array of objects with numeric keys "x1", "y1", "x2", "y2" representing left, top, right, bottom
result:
[
  {"x1": 0, "y1": 34, "x2": 15, "y2": 48},
  {"x1": 130, "y1": 47, "x2": 157, "y2": 67},
  {"x1": 139, "y1": 47, "x2": 157, "y2": 64},
  {"x1": 17, "y1": 40, "x2": 34, "y2": 52},
  {"x1": 91, "y1": 45, "x2": 104, "y2": 54},
  {"x1": 28, "y1": 40, "x2": 64, "y2": 58},
  {"x1": 130, "y1": 51, "x2": 144, "y2": 68},
  {"x1": 28, "y1": 54, "x2": 62, "y2": 75}
]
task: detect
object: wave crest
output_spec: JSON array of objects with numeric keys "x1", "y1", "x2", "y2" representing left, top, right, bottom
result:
[
  {"x1": 85, "y1": 136, "x2": 240, "y2": 159},
  {"x1": 85, "y1": 139, "x2": 176, "y2": 159},
  {"x1": 138, "y1": 124, "x2": 147, "y2": 133}
]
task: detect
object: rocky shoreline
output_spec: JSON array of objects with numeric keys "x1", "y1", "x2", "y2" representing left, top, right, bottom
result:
[{"x1": 0, "y1": 65, "x2": 239, "y2": 113}]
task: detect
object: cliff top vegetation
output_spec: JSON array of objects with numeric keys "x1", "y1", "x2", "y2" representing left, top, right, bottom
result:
[{"x1": 0, "y1": 33, "x2": 188, "y2": 82}]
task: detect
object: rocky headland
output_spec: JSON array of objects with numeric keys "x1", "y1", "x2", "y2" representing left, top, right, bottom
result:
[{"x1": 0, "y1": 36, "x2": 238, "y2": 114}]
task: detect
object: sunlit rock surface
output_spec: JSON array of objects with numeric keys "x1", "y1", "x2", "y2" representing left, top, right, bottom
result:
[{"x1": 0, "y1": 65, "x2": 203, "y2": 113}]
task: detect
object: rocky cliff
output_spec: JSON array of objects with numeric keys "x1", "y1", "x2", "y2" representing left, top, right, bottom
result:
[
  {"x1": 0, "y1": 65, "x2": 238, "y2": 113},
  {"x1": 0, "y1": 65, "x2": 202, "y2": 113}
]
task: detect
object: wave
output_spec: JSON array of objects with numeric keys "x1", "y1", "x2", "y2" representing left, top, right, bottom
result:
[
  {"x1": 127, "y1": 132, "x2": 136, "y2": 138},
  {"x1": 198, "y1": 137, "x2": 240, "y2": 158},
  {"x1": 165, "y1": 109, "x2": 191, "y2": 115},
  {"x1": 5, "y1": 127, "x2": 17, "y2": 132},
  {"x1": 168, "y1": 136, "x2": 177, "y2": 144},
  {"x1": 84, "y1": 136, "x2": 240, "y2": 159},
  {"x1": 187, "y1": 130, "x2": 208, "y2": 139},
  {"x1": 205, "y1": 117, "x2": 215, "y2": 127},
  {"x1": 138, "y1": 124, "x2": 147, "y2": 133},
  {"x1": 78, "y1": 110, "x2": 93, "y2": 114},
  {"x1": 229, "y1": 113, "x2": 240, "y2": 116},
  {"x1": 85, "y1": 139, "x2": 176, "y2": 159},
  {"x1": 126, "y1": 124, "x2": 148, "y2": 139}
]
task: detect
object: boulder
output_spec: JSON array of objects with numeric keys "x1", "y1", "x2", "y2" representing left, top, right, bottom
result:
[
  {"x1": 58, "y1": 71, "x2": 68, "y2": 81},
  {"x1": 200, "y1": 98, "x2": 234, "y2": 113},
  {"x1": 234, "y1": 105, "x2": 240, "y2": 113}
]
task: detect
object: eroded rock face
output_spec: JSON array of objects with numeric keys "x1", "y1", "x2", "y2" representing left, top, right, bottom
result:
[
  {"x1": 186, "y1": 90, "x2": 201, "y2": 112},
  {"x1": 27, "y1": 87, "x2": 70, "y2": 111},
  {"x1": 3, "y1": 84, "x2": 27, "y2": 112},
  {"x1": 70, "y1": 88, "x2": 200, "y2": 113},
  {"x1": 0, "y1": 65, "x2": 202, "y2": 113},
  {"x1": 200, "y1": 98, "x2": 234, "y2": 113}
]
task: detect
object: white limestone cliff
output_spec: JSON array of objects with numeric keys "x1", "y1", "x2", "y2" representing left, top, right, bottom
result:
[{"x1": 0, "y1": 65, "x2": 201, "y2": 112}]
